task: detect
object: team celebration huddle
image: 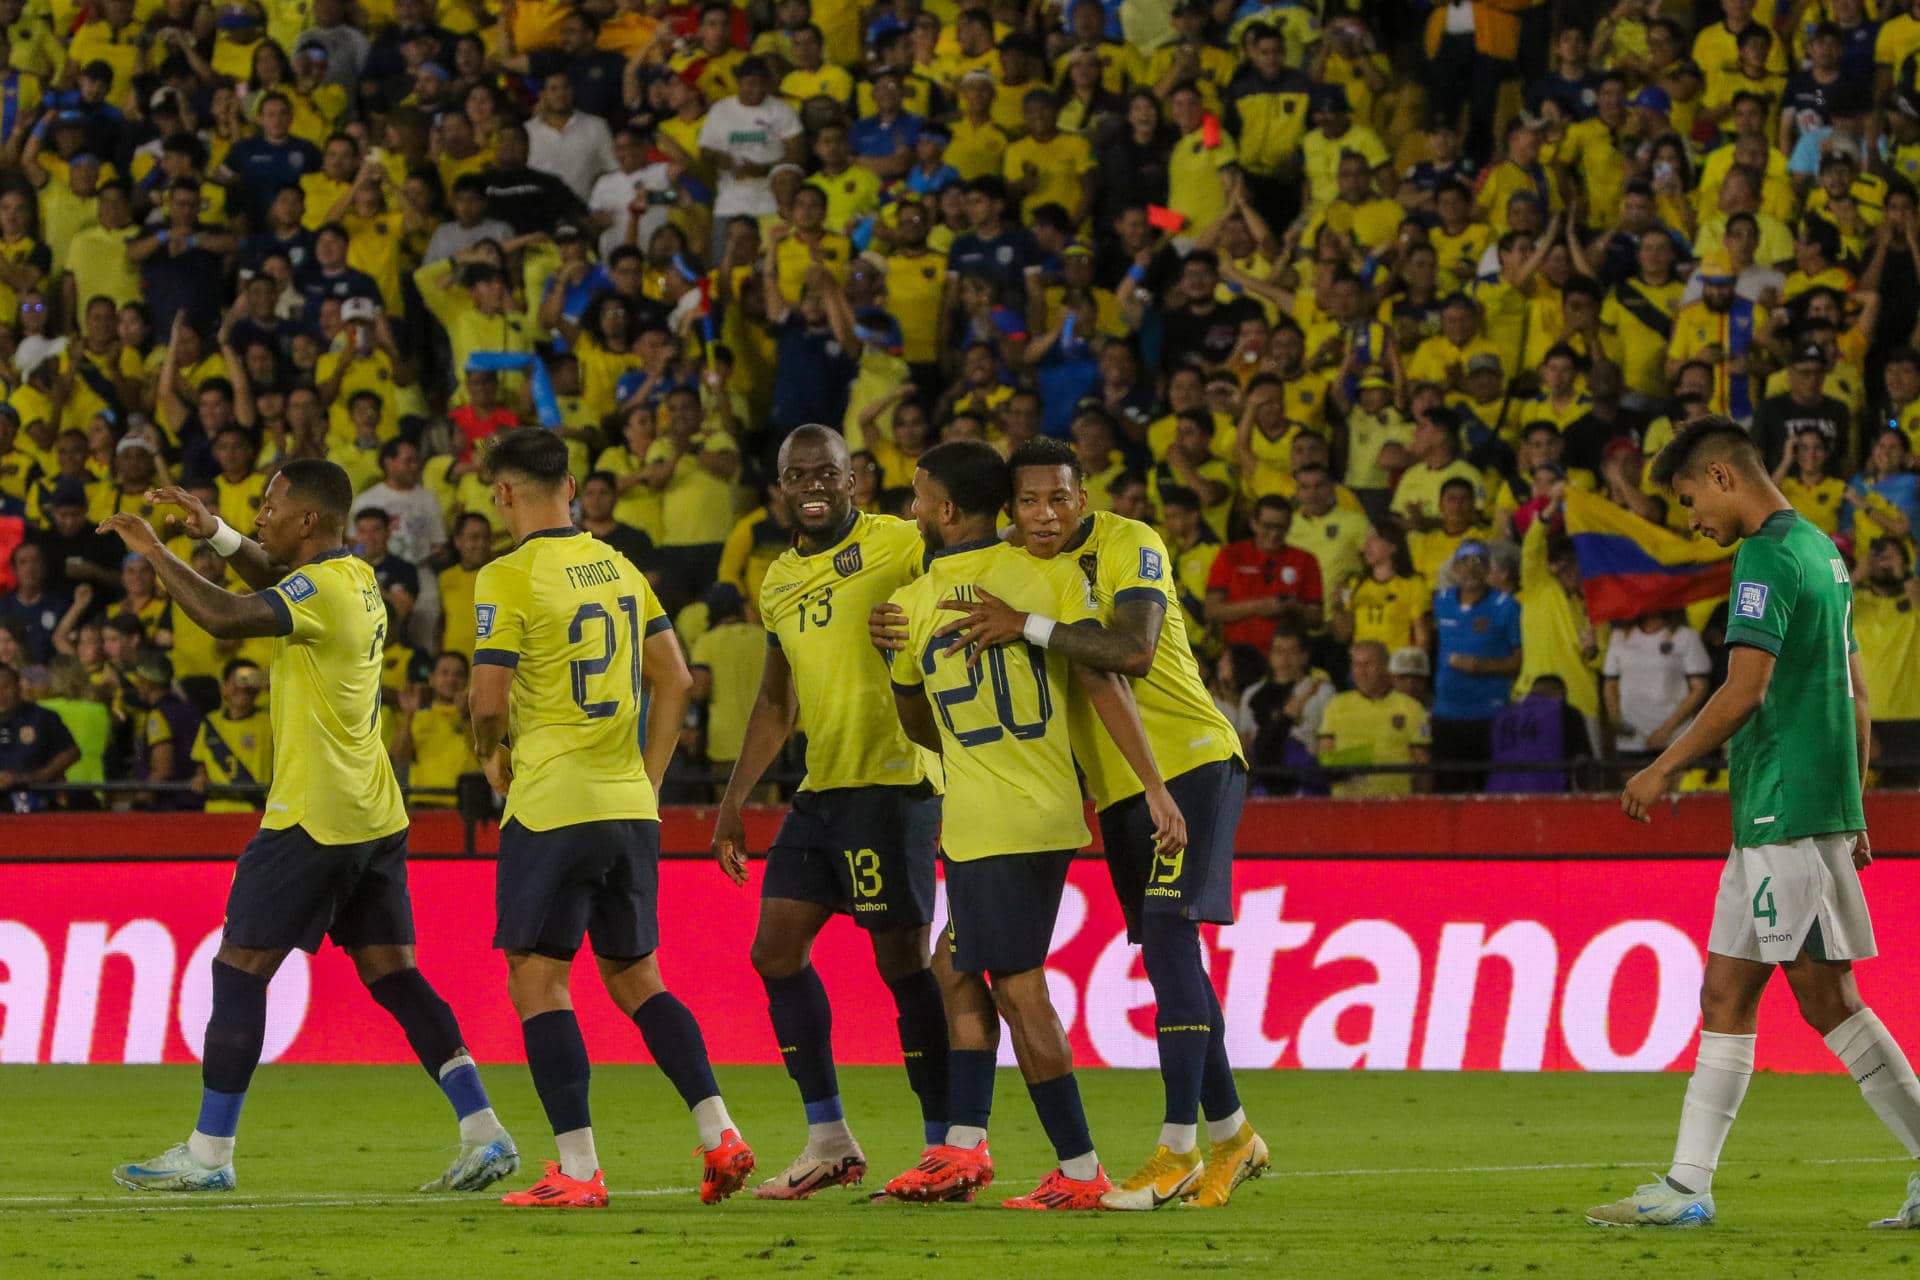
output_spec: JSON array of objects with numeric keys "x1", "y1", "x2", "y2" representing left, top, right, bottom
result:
[{"x1": 88, "y1": 410, "x2": 1920, "y2": 1227}]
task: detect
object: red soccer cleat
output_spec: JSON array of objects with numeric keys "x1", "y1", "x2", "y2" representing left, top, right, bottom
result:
[
  {"x1": 699, "y1": 1129, "x2": 756, "y2": 1204},
  {"x1": 499, "y1": 1161, "x2": 609, "y2": 1208},
  {"x1": 880, "y1": 1142, "x2": 994, "y2": 1202},
  {"x1": 1001, "y1": 1165, "x2": 1112, "y2": 1210}
]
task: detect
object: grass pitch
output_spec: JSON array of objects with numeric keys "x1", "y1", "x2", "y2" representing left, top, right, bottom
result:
[{"x1": 3, "y1": 1065, "x2": 1918, "y2": 1278}]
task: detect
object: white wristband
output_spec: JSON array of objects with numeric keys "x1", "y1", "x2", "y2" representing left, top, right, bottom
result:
[
  {"x1": 1022, "y1": 614, "x2": 1057, "y2": 649},
  {"x1": 208, "y1": 518, "x2": 245, "y2": 557}
]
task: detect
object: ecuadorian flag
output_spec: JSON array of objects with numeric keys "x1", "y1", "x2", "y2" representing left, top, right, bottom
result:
[{"x1": 1564, "y1": 488, "x2": 1733, "y2": 622}]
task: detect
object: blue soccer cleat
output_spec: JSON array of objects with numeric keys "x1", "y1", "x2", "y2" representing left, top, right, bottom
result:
[
  {"x1": 1584, "y1": 1175, "x2": 1715, "y2": 1227},
  {"x1": 112, "y1": 1142, "x2": 236, "y2": 1193}
]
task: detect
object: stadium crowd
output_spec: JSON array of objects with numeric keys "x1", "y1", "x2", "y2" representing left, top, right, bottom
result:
[{"x1": 3, "y1": 0, "x2": 1920, "y2": 812}]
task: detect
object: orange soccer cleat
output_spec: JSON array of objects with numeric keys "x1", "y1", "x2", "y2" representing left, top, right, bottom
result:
[
  {"x1": 880, "y1": 1142, "x2": 995, "y2": 1202},
  {"x1": 1001, "y1": 1165, "x2": 1112, "y2": 1211},
  {"x1": 499, "y1": 1161, "x2": 609, "y2": 1208},
  {"x1": 699, "y1": 1129, "x2": 756, "y2": 1204}
]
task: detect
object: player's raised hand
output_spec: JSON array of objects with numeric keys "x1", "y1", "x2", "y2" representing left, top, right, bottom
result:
[
  {"x1": 1621, "y1": 763, "x2": 1668, "y2": 823},
  {"x1": 1144, "y1": 784, "x2": 1187, "y2": 856},
  {"x1": 146, "y1": 485, "x2": 220, "y2": 540},
  {"x1": 712, "y1": 804, "x2": 750, "y2": 886},
  {"x1": 868, "y1": 601, "x2": 909, "y2": 652},
  {"x1": 98, "y1": 512, "x2": 161, "y2": 556},
  {"x1": 935, "y1": 587, "x2": 1024, "y2": 664}
]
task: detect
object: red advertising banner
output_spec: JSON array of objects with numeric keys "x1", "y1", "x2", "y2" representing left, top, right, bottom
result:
[{"x1": 4, "y1": 855, "x2": 1916, "y2": 1073}]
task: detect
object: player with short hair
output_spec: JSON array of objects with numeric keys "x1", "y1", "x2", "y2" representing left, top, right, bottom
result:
[
  {"x1": 929, "y1": 436, "x2": 1266, "y2": 1209},
  {"x1": 878, "y1": 440, "x2": 1186, "y2": 1210},
  {"x1": 104, "y1": 466, "x2": 518, "y2": 1195},
  {"x1": 469, "y1": 428, "x2": 753, "y2": 1209},
  {"x1": 1587, "y1": 416, "x2": 1920, "y2": 1229},
  {"x1": 709, "y1": 424, "x2": 951, "y2": 1200}
]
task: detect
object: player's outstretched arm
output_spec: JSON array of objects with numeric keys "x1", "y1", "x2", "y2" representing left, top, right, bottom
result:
[
  {"x1": 1622, "y1": 645, "x2": 1776, "y2": 822},
  {"x1": 97, "y1": 515, "x2": 289, "y2": 640},
  {"x1": 936, "y1": 590, "x2": 1162, "y2": 677},
  {"x1": 640, "y1": 626, "x2": 693, "y2": 795},
  {"x1": 146, "y1": 485, "x2": 284, "y2": 591},
  {"x1": 1074, "y1": 664, "x2": 1187, "y2": 854},
  {"x1": 712, "y1": 646, "x2": 801, "y2": 886}
]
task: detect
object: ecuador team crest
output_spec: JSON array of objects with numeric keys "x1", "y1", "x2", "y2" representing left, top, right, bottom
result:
[{"x1": 833, "y1": 543, "x2": 863, "y2": 576}]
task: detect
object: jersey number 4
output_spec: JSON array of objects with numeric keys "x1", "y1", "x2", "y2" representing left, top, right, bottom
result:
[
  {"x1": 570, "y1": 597, "x2": 644, "y2": 719},
  {"x1": 922, "y1": 638, "x2": 1051, "y2": 748}
]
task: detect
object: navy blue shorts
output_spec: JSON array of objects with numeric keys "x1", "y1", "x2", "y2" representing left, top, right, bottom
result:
[
  {"x1": 223, "y1": 824, "x2": 416, "y2": 955},
  {"x1": 494, "y1": 818, "x2": 660, "y2": 961},
  {"x1": 942, "y1": 850, "x2": 1075, "y2": 976},
  {"x1": 763, "y1": 783, "x2": 940, "y2": 931},
  {"x1": 1098, "y1": 758, "x2": 1244, "y2": 943}
]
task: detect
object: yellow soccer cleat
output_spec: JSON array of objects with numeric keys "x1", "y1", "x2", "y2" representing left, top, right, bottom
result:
[
  {"x1": 1185, "y1": 1124, "x2": 1269, "y2": 1208},
  {"x1": 1097, "y1": 1145, "x2": 1204, "y2": 1211}
]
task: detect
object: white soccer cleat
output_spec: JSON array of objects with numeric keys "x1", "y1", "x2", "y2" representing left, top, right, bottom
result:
[
  {"x1": 421, "y1": 1133, "x2": 522, "y2": 1192},
  {"x1": 1869, "y1": 1171, "x2": 1920, "y2": 1228},
  {"x1": 752, "y1": 1147, "x2": 867, "y2": 1200},
  {"x1": 111, "y1": 1142, "x2": 236, "y2": 1193},
  {"x1": 1584, "y1": 1176, "x2": 1714, "y2": 1227}
]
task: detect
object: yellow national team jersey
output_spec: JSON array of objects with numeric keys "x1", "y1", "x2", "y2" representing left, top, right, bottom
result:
[
  {"x1": 191, "y1": 709, "x2": 273, "y2": 813},
  {"x1": 1345, "y1": 572, "x2": 1432, "y2": 651},
  {"x1": 258, "y1": 551, "x2": 408, "y2": 844},
  {"x1": 1316, "y1": 689, "x2": 1430, "y2": 798},
  {"x1": 406, "y1": 701, "x2": 481, "y2": 806},
  {"x1": 887, "y1": 539, "x2": 1096, "y2": 861},
  {"x1": 760, "y1": 512, "x2": 930, "y2": 792},
  {"x1": 1052, "y1": 512, "x2": 1240, "y2": 811},
  {"x1": 474, "y1": 528, "x2": 672, "y2": 831}
]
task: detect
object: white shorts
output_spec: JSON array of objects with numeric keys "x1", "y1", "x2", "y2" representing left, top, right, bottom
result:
[{"x1": 1707, "y1": 834, "x2": 1876, "y2": 965}]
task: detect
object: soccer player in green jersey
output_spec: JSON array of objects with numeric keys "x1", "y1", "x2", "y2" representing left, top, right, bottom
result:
[{"x1": 1586, "y1": 417, "x2": 1920, "y2": 1230}]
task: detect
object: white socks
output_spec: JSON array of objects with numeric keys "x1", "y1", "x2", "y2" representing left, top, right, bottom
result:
[
  {"x1": 805, "y1": 1118, "x2": 857, "y2": 1156},
  {"x1": 188, "y1": 1130, "x2": 234, "y2": 1168},
  {"x1": 1668, "y1": 1030, "x2": 1755, "y2": 1195},
  {"x1": 1060, "y1": 1150, "x2": 1101, "y2": 1180},
  {"x1": 459, "y1": 1106, "x2": 505, "y2": 1146},
  {"x1": 1826, "y1": 1009, "x2": 1920, "y2": 1158},
  {"x1": 944, "y1": 1124, "x2": 988, "y2": 1150},
  {"x1": 1207, "y1": 1108, "x2": 1248, "y2": 1145},
  {"x1": 554, "y1": 1126, "x2": 598, "y2": 1180},
  {"x1": 692, "y1": 1096, "x2": 735, "y2": 1151},
  {"x1": 1160, "y1": 1122, "x2": 1198, "y2": 1154}
]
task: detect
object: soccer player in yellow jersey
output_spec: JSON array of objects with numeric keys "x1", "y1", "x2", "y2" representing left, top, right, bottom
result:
[
  {"x1": 468, "y1": 429, "x2": 754, "y2": 1209},
  {"x1": 708, "y1": 426, "x2": 951, "y2": 1199},
  {"x1": 189, "y1": 658, "x2": 272, "y2": 813},
  {"x1": 104, "y1": 467, "x2": 518, "y2": 1196},
  {"x1": 876, "y1": 440, "x2": 1185, "y2": 1212},
  {"x1": 928, "y1": 438, "x2": 1266, "y2": 1210}
]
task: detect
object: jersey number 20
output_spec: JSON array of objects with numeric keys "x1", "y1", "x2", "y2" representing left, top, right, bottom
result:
[
  {"x1": 570, "y1": 597, "x2": 644, "y2": 718},
  {"x1": 922, "y1": 637, "x2": 1051, "y2": 748}
]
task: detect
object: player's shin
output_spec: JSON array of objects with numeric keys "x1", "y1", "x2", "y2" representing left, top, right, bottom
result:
[
  {"x1": 1027, "y1": 1074, "x2": 1100, "y2": 1181},
  {"x1": 633, "y1": 991, "x2": 733, "y2": 1149},
  {"x1": 369, "y1": 968, "x2": 503, "y2": 1144},
  {"x1": 944, "y1": 1048, "x2": 998, "y2": 1150},
  {"x1": 885, "y1": 967, "x2": 951, "y2": 1146},
  {"x1": 1668, "y1": 1031, "x2": 1756, "y2": 1195},
  {"x1": 1825, "y1": 1009, "x2": 1920, "y2": 1157},
  {"x1": 190, "y1": 960, "x2": 269, "y2": 1167},
  {"x1": 763, "y1": 966, "x2": 851, "y2": 1150},
  {"x1": 523, "y1": 1010, "x2": 598, "y2": 1179},
  {"x1": 1142, "y1": 914, "x2": 1211, "y2": 1154},
  {"x1": 1201, "y1": 983, "x2": 1247, "y2": 1143}
]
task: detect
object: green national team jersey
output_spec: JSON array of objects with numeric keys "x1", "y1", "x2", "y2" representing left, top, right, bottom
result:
[{"x1": 1721, "y1": 509, "x2": 1865, "y2": 848}]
